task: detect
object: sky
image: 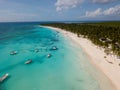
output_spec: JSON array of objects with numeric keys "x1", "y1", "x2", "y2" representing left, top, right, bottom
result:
[{"x1": 0, "y1": 0, "x2": 120, "y2": 22}]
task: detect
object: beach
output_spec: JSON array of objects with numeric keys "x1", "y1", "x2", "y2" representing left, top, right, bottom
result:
[{"x1": 46, "y1": 26, "x2": 120, "y2": 90}]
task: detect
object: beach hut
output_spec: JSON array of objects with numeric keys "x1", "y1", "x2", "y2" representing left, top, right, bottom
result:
[
  {"x1": 99, "y1": 38, "x2": 112, "y2": 43},
  {"x1": 115, "y1": 42, "x2": 120, "y2": 49}
]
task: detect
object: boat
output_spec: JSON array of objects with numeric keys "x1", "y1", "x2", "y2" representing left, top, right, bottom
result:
[
  {"x1": 34, "y1": 49, "x2": 39, "y2": 53},
  {"x1": 0, "y1": 73, "x2": 9, "y2": 83},
  {"x1": 50, "y1": 46, "x2": 58, "y2": 50},
  {"x1": 25, "y1": 60, "x2": 32, "y2": 64},
  {"x1": 52, "y1": 46, "x2": 57, "y2": 50},
  {"x1": 10, "y1": 51, "x2": 18, "y2": 55},
  {"x1": 47, "y1": 54, "x2": 51, "y2": 58}
]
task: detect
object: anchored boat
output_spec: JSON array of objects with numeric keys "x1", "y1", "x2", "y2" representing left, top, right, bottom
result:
[
  {"x1": 25, "y1": 60, "x2": 32, "y2": 64},
  {"x1": 47, "y1": 54, "x2": 51, "y2": 58},
  {"x1": 0, "y1": 73, "x2": 9, "y2": 83},
  {"x1": 50, "y1": 46, "x2": 58, "y2": 50},
  {"x1": 34, "y1": 49, "x2": 39, "y2": 53},
  {"x1": 10, "y1": 51, "x2": 18, "y2": 55}
]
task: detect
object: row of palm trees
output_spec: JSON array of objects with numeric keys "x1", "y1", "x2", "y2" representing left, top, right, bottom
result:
[{"x1": 42, "y1": 23, "x2": 120, "y2": 56}]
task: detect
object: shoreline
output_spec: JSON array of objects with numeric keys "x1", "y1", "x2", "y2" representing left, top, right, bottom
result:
[{"x1": 45, "y1": 26, "x2": 120, "y2": 90}]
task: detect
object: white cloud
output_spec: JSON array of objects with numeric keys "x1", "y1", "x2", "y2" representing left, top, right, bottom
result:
[
  {"x1": 55, "y1": 0, "x2": 118, "y2": 12},
  {"x1": 92, "y1": 0, "x2": 118, "y2": 4},
  {"x1": 85, "y1": 8, "x2": 102, "y2": 17},
  {"x1": 103, "y1": 5, "x2": 120, "y2": 15},
  {"x1": 85, "y1": 4, "x2": 120, "y2": 17},
  {"x1": 55, "y1": 0, "x2": 83, "y2": 11}
]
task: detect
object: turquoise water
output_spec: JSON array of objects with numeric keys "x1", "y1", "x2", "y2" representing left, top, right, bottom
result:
[{"x1": 0, "y1": 23, "x2": 107, "y2": 90}]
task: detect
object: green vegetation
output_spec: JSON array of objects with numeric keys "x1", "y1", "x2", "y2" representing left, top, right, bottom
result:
[
  {"x1": 42, "y1": 21, "x2": 120, "y2": 56},
  {"x1": 91, "y1": 21, "x2": 120, "y2": 27}
]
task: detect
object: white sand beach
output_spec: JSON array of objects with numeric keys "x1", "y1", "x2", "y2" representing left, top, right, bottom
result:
[{"x1": 46, "y1": 26, "x2": 120, "y2": 90}]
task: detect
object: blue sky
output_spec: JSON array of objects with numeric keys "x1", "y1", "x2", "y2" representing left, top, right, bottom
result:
[{"x1": 0, "y1": 0, "x2": 120, "y2": 22}]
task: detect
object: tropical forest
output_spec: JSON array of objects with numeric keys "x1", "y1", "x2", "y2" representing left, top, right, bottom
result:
[{"x1": 42, "y1": 21, "x2": 120, "y2": 56}]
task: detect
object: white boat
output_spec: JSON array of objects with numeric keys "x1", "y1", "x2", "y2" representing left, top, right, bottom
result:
[
  {"x1": 52, "y1": 46, "x2": 57, "y2": 50},
  {"x1": 10, "y1": 51, "x2": 18, "y2": 55},
  {"x1": 25, "y1": 60, "x2": 32, "y2": 64},
  {"x1": 34, "y1": 49, "x2": 39, "y2": 53},
  {"x1": 50, "y1": 46, "x2": 58, "y2": 50},
  {"x1": 0, "y1": 73, "x2": 9, "y2": 82},
  {"x1": 47, "y1": 54, "x2": 51, "y2": 58}
]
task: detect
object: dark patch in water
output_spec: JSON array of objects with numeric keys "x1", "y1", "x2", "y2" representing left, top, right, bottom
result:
[
  {"x1": 34, "y1": 55, "x2": 46, "y2": 64},
  {"x1": 0, "y1": 60, "x2": 25, "y2": 72},
  {"x1": 0, "y1": 84, "x2": 2, "y2": 90}
]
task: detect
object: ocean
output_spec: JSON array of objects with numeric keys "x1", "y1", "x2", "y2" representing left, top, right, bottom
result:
[{"x1": 0, "y1": 22, "x2": 113, "y2": 90}]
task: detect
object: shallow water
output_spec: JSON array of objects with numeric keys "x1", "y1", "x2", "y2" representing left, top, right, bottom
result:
[{"x1": 0, "y1": 23, "x2": 113, "y2": 90}]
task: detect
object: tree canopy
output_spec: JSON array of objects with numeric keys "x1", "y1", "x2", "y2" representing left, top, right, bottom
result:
[{"x1": 42, "y1": 21, "x2": 120, "y2": 56}]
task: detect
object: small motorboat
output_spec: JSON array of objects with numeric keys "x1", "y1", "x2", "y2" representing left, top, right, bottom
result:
[
  {"x1": 50, "y1": 46, "x2": 58, "y2": 50},
  {"x1": 34, "y1": 49, "x2": 39, "y2": 53},
  {"x1": 52, "y1": 46, "x2": 57, "y2": 50},
  {"x1": 10, "y1": 51, "x2": 18, "y2": 55},
  {"x1": 47, "y1": 54, "x2": 51, "y2": 58},
  {"x1": 25, "y1": 60, "x2": 32, "y2": 64},
  {"x1": 0, "y1": 73, "x2": 9, "y2": 83}
]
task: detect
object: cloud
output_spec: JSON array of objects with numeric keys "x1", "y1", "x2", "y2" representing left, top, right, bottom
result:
[
  {"x1": 55, "y1": 0, "x2": 83, "y2": 11},
  {"x1": 85, "y1": 8, "x2": 102, "y2": 17},
  {"x1": 103, "y1": 5, "x2": 120, "y2": 15},
  {"x1": 55, "y1": 0, "x2": 118, "y2": 12},
  {"x1": 91, "y1": 0, "x2": 118, "y2": 4},
  {"x1": 84, "y1": 4, "x2": 120, "y2": 18}
]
